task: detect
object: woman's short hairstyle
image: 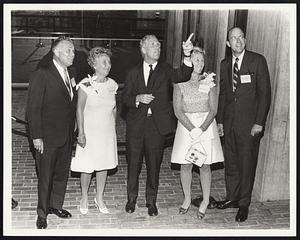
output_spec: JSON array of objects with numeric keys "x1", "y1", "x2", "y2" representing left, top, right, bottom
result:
[
  {"x1": 192, "y1": 46, "x2": 206, "y2": 56},
  {"x1": 87, "y1": 47, "x2": 112, "y2": 68}
]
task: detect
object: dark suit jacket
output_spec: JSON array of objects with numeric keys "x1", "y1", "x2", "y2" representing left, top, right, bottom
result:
[
  {"x1": 216, "y1": 50, "x2": 271, "y2": 135},
  {"x1": 122, "y1": 62, "x2": 192, "y2": 138},
  {"x1": 26, "y1": 61, "x2": 77, "y2": 147}
]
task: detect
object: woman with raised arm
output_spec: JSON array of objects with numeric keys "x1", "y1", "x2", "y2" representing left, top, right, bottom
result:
[{"x1": 171, "y1": 47, "x2": 224, "y2": 219}]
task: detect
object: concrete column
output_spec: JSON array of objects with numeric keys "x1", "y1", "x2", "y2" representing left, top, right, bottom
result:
[{"x1": 246, "y1": 9, "x2": 291, "y2": 201}]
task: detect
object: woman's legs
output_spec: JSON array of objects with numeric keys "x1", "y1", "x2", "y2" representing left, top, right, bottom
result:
[
  {"x1": 80, "y1": 172, "x2": 92, "y2": 208},
  {"x1": 95, "y1": 170, "x2": 108, "y2": 208},
  {"x1": 198, "y1": 164, "x2": 211, "y2": 213},
  {"x1": 180, "y1": 164, "x2": 193, "y2": 209}
]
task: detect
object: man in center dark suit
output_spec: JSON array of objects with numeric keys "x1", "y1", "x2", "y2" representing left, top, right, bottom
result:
[
  {"x1": 216, "y1": 27, "x2": 271, "y2": 222},
  {"x1": 122, "y1": 34, "x2": 193, "y2": 216},
  {"x1": 27, "y1": 36, "x2": 77, "y2": 229}
]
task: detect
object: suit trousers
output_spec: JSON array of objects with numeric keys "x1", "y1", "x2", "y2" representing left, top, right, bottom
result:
[
  {"x1": 35, "y1": 137, "x2": 73, "y2": 218},
  {"x1": 224, "y1": 127, "x2": 262, "y2": 207},
  {"x1": 126, "y1": 116, "x2": 165, "y2": 205}
]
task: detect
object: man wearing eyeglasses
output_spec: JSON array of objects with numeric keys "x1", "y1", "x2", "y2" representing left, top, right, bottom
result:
[
  {"x1": 122, "y1": 34, "x2": 193, "y2": 216},
  {"x1": 216, "y1": 27, "x2": 271, "y2": 222}
]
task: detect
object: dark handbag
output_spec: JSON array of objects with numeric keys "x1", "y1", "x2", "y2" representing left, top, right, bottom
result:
[{"x1": 185, "y1": 140, "x2": 207, "y2": 167}]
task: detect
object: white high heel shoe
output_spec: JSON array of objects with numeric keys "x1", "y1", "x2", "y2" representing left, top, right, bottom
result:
[
  {"x1": 79, "y1": 199, "x2": 88, "y2": 215},
  {"x1": 94, "y1": 198, "x2": 109, "y2": 214}
]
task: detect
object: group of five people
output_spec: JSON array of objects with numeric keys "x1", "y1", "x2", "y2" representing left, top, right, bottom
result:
[{"x1": 26, "y1": 26, "x2": 271, "y2": 229}]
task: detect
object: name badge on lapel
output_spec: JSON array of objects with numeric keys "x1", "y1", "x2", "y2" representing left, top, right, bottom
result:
[
  {"x1": 71, "y1": 78, "x2": 76, "y2": 87},
  {"x1": 240, "y1": 74, "x2": 251, "y2": 84}
]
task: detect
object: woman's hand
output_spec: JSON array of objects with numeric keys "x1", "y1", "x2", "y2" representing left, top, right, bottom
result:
[
  {"x1": 190, "y1": 127, "x2": 203, "y2": 140},
  {"x1": 182, "y1": 33, "x2": 194, "y2": 56},
  {"x1": 77, "y1": 134, "x2": 86, "y2": 148}
]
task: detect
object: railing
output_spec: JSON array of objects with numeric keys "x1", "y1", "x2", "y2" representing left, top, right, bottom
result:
[
  {"x1": 12, "y1": 13, "x2": 165, "y2": 39},
  {"x1": 11, "y1": 115, "x2": 127, "y2": 154},
  {"x1": 11, "y1": 36, "x2": 165, "y2": 88}
]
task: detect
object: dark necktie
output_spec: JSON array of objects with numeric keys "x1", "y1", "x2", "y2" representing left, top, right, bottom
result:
[
  {"x1": 148, "y1": 64, "x2": 154, "y2": 83},
  {"x1": 64, "y1": 69, "x2": 72, "y2": 99},
  {"x1": 233, "y1": 57, "x2": 239, "y2": 92}
]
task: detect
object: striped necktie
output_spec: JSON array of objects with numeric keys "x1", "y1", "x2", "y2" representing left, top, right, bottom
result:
[
  {"x1": 64, "y1": 69, "x2": 73, "y2": 99},
  {"x1": 233, "y1": 57, "x2": 239, "y2": 92}
]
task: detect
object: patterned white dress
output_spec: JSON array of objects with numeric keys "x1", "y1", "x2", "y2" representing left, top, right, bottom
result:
[
  {"x1": 171, "y1": 79, "x2": 224, "y2": 165},
  {"x1": 71, "y1": 77, "x2": 118, "y2": 173}
]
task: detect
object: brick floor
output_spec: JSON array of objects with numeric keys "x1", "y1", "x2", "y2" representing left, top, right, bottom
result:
[{"x1": 9, "y1": 89, "x2": 291, "y2": 234}]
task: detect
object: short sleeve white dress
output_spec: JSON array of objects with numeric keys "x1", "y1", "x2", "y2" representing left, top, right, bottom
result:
[{"x1": 71, "y1": 77, "x2": 118, "y2": 173}]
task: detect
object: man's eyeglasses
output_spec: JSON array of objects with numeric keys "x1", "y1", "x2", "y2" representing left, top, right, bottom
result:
[{"x1": 229, "y1": 35, "x2": 245, "y2": 42}]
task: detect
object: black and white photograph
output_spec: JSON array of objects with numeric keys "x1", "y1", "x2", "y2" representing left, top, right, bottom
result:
[{"x1": 3, "y1": 2, "x2": 296, "y2": 237}]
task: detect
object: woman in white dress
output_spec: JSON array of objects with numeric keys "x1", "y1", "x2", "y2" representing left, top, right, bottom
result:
[
  {"x1": 171, "y1": 47, "x2": 224, "y2": 219},
  {"x1": 71, "y1": 47, "x2": 118, "y2": 215}
]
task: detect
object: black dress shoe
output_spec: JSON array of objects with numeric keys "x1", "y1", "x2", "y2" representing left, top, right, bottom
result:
[
  {"x1": 125, "y1": 201, "x2": 136, "y2": 213},
  {"x1": 36, "y1": 216, "x2": 47, "y2": 229},
  {"x1": 146, "y1": 203, "x2": 158, "y2": 216},
  {"x1": 235, "y1": 206, "x2": 249, "y2": 222},
  {"x1": 191, "y1": 196, "x2": 218, "y2": 209},
  {"x1": 216, "y1": 200, "x2": 239, "y2": 209},
  {"x1": 48, "y1": 207, "x2": 72, "y2": 218}
]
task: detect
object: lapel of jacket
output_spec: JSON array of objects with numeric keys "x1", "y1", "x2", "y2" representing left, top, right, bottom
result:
[
  {"x1": 239, "y1": 50, "x2": 250, "y2": 75},
  {"x1": 68, "y1": 66, "x2": 77, "y2": 104},
  {"x1": 226, "y1": 57, "x2": 233, "y2": 91},
  {"x1": 235, "y1": 50, "x2": 251, "y2": 91},
  {"x1": 49, "y1": 61, "x2": 72, "y2": 101},
  {"x1": 147, "y1": 62, "x2": 161, "y2": 90},
  {"x1": 137, "y1": 63, "x2": 147, "y2": 91}
]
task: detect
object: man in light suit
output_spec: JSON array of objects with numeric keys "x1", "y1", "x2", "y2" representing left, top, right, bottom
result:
[
  {"x1": 27, "y1": 36, "x2": 77, "y2": 229},
  {"x1": 122, "y1": 34, "x2": 193, "y2": 216},
  {"x1": 216, "y1": 27, "x2": 271, "y2": 222}
]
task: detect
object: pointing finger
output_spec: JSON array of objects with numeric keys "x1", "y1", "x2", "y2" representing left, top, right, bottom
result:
[{"x1": 186, "y1": 33, "x2": 194, "y2": 43}]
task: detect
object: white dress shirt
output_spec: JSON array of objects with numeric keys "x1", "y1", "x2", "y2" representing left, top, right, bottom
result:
[
  {"x1": 143, "y1": 61, "x2": 158, "y2": 86},
  {"x1": 231, "y1": 50, "x2": 245, "y2": 71},
  {"x1": 53, "y1": 59, "x2": 73, "y2": 99},
  {"x1": 142, "y1": 61, "x2": 158, "y2": 114}
]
